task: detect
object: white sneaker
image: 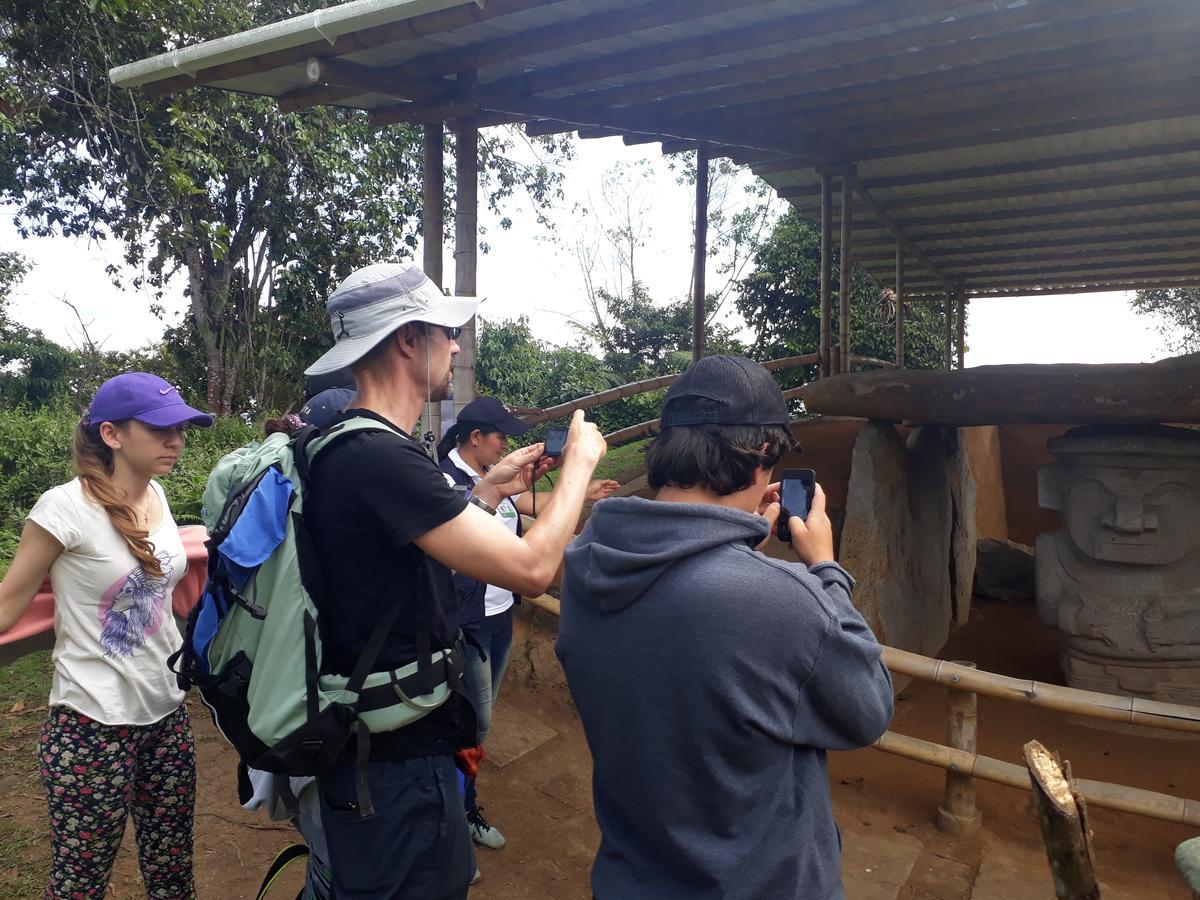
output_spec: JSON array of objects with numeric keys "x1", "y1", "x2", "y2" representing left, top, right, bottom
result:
[
  {"x1": 470, "y1": 867, "x2": 482, "y2": 885},
  {"x1": 467, "y1": 806, "x2": 506, "y2": 850}
]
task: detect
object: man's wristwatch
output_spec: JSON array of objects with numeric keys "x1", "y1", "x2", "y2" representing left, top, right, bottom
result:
[{"x1": 467, "y1": 493, "x2": 498, "y2": 516}]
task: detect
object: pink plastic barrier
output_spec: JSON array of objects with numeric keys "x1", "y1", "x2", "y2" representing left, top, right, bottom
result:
[{"x1": 0, "y1": 525, "x2": 210, "y2": 655}]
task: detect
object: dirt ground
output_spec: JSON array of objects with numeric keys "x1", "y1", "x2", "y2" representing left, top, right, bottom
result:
[{"x1": 1, "y1": 596, "x2": 1196, "y2": 898}]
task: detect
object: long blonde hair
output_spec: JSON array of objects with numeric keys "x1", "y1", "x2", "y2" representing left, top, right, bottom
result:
[{"x1": 73, "y1": 420, "x2": 164, "y2": 578}]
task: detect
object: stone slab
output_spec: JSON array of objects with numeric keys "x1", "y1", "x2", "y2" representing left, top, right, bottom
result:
[
  {"x1": 839, "y1": 422, "x2": 953, "y2": 655},
  {"x1": 485, "y1": 698, "x2": 559, "y2": 769},
  {"x1": 841, "y1": 828, "x2": 925, "y2": 900},
  {"x1": 799, "y1": 356, "x2": 1200, "y2": 426}
]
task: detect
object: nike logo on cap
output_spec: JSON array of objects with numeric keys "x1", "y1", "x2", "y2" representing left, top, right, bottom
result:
[{"x1": 159, "y1": 388, "x2": 174, "y2": 395}]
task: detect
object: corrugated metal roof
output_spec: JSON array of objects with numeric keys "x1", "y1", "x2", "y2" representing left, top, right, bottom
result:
[{"x1": 109, "y1": 0, "x2": 1200, "y2": 298}]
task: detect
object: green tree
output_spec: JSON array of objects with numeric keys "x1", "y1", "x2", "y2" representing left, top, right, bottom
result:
[
  {"x1": 0, "y1": 0, "x2": 568, "y2": 415},
  {"x1": 1131, "y1": 288, "x2": 1200, "y2": 355},
  {"x1": 736, "y1": 210, "x2": 950, "y2": 390}
]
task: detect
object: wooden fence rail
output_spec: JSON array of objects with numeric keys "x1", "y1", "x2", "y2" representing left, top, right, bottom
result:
[
  {"x1": 522, "y1": 352, "x2": 895, "y2": 428},
  {"x1": 523, "y1": 594, "x2": 1200, "y2": 826}
]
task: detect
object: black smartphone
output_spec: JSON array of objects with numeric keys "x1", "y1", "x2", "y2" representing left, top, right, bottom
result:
[
  {"x1": 776, "y1": 468, "x2": 816, "y2": 543},
  {"x1": 543, "y1": 426, "x2": 569, "y2": 457}
]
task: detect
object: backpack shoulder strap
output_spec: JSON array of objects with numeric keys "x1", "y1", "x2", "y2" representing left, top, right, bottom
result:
[{"x1": 293, "y1": 416, "x2": 408, "y2": 485}]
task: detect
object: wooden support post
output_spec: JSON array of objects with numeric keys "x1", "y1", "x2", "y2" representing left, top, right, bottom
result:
[
  {"x1": 422, "y1": 123, "x2": 444, "y2": 289},
  {"x1": 943, "y1": 290, "x2": 954, "y2": 371},
  {"x1": 819, "y1": 172, "x2": 833, "y2": 378},
  {"x1": 692, "y1": 143, "x2": 709, "y2": 363},
  {"x1": 956, "y1": 294, "x2": 967, "y2": 370},
  {"x1": 895, "y1": 242, "x2": 905, "y2": 369},
  {"x1": 1024, "y1": 740, "x2": 1099, "y2": 899},
  {"x1": 937, "y1": 660, "x2": 982, "y2": 837},
  {"x1": 422, "y1": 123, "x2": 445, "y2": 444},
  {"x1": 838, "y1": 174, "x2": 854, "y2": 374},
  {"x1": 453, "y1": 72, "x2": 478, "y2": 419}
]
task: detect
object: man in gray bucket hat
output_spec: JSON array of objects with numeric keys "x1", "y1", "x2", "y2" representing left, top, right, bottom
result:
[{"x1": 300, "y1": 262, "x2": 608, "y2": 898}]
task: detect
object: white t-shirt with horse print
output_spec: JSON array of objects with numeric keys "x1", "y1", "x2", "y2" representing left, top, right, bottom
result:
[{"x1": 28, "y1": 478, "x2": 186, "y2": 725}]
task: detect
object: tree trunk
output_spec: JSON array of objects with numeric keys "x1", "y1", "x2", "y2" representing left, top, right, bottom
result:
[{"x1": 1023, "y1": 740, "x2": 1100, "y2": 900}]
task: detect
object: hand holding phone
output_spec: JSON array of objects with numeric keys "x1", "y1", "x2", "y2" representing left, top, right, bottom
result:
[
  {"x1": 775, "y1": 469, "x2": 815, "y2": 544},
  {"x1": 543, "y1": 426, "x2": 568, "y2": 458}
]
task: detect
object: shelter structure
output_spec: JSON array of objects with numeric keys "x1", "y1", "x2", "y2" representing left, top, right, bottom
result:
[{"x1": 110, "y1": 0, "x2": 1200, "y2": 394}]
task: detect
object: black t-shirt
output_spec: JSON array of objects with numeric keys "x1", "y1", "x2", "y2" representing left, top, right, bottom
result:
[{"x1": 304, "y1": 408, "x2": 471, "y2": 759}]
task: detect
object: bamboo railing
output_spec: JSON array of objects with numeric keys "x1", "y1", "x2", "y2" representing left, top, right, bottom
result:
[
  {"x1": 883, "y1": 647, "x2": 1200, "y2": 736},
  {"x1": 521, "y1": 594, "x2": 1200, "y2": 827},
  {"x1": 522, "y1": 352, "x2": 895, "y2": 428},
  {"x1": 875, "y1": 731, "x2": 1200, "y2": 828}
]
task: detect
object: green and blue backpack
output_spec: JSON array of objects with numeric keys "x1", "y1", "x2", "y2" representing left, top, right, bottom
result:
[{"x1": 170, "y1": 417, "x2": 468, "y2": 815}]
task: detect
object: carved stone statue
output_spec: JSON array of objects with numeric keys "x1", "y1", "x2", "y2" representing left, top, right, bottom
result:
[{"x1": 1036, "y1": 425, "x2": 1200, "y2": 703}]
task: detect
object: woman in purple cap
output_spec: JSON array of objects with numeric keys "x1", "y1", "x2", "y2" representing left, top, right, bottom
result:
[{"x1": 0, "y1": 372, "x2": 213, "y2": 899}]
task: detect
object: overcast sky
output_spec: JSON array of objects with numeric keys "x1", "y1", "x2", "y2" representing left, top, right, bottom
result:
[{"x1": 3, "y1": 134, "x2": 1168, "y2": 368}]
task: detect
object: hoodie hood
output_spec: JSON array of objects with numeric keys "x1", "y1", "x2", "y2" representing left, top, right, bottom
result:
[{"x1": 564, "y1": 496, "x2": 770, "y2": 613}]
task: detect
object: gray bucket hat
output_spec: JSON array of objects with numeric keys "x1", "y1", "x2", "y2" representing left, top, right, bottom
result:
[{"x1": 305, "y1": 262, "x2": 479, "y2": 376}]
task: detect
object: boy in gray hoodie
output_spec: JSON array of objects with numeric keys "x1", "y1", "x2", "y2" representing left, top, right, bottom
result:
[{"x1": 557, "y1": 355, "x2": 894, "y2": 900}]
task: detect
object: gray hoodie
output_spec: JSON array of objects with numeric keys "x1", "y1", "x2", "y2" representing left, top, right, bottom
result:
[{"x1": 557, "y1": 496, "x2": 893, "y2": 900}]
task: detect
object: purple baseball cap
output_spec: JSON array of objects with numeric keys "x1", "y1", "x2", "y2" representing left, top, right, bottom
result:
[{"x1": 87, "y1": 373, "x2": 214, "y2": 428}]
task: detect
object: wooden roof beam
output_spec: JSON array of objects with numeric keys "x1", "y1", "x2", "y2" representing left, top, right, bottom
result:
[
  {"x1": 870, "y1": 189, "x2": 1200, "y2": 230},
  {"x1": 374, "y1": 88, "x2": 796, "y2": 155},
  {"x1": 851, "y1": 231, "x2": 1200, "y2": 265},
  {"x1": 781, "y1": 161, "x2": 1200, "y2": 211},
  {"x1": 853, "y1": 210, "x2": 1200, "y2": 245},
  {"x1": 377, "y1": 0, "x2": 974, "y2": 123},
  {"x1": 569, "y1": 0, "x2": 1145, "y2": 119},
  {"x1": 772, "y1": 138, "x2": 1200, "y2": 196},
  {"x1": 932, "y1": 250, "x2": 1200, "y2": 280},
  {"x1": 842, "y1": 170, "x2": 955, "y2": 293},
  {"x1": 141, "y1": 0, "x2": 544, "y2": 100},
  {"x1": 724, "y1": 56, "x2": 1200, "y2": 165},
  {"x1": 283, "y1": 0, "x2": 773, "y2": 112},
  {"x1": 634, "y1": 0, "x2": 1178, "y2": 123},
  {"x1": 812, "y1": 88, "x2": 1200, "y2": 165},
  {"x1": 685, "y1": 37, "x2": 1198, "y2": 142}
]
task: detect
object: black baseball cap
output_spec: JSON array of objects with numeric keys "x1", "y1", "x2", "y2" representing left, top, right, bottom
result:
[
  {"x1": 660, "y1": 356, "x2": 789, "y2": 427},
  {"x1": 456, "y1": 396, "x2": 531, "y2": 437}
]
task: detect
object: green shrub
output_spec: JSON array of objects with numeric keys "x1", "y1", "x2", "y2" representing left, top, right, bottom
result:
[{"x1": 0, "y1": 404, "x2": 257, "y2": 563}]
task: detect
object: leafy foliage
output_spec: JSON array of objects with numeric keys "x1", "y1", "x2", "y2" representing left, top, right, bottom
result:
[
  {"x1": 0, "y1": 0, "x2": 569, "y2": 415},
  {"x1": 0, "y1": 403, "x2": 257, "y2": 560},
  {"x1": 736, "y1": 210, "x2": 952, "y2": 392},
  {"x1": 1131, "y1": 288, "x2": 1200, "y2": 355}
]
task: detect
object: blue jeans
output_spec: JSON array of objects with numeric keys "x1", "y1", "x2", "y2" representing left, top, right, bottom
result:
[
  {"x1": 462, "y1": 608, "x2": 514, "y2": 745},
  {"x1": 461, "y1": 608, "x2": 513, "y2": 813}
]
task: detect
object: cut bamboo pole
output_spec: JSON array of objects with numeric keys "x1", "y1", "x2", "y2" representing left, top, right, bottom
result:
[
  {"x1": 521, "y1": 354, "x2": 820, "y2": 426},
  {"x1": 1024, "y1": 740, "x2": 1099, "y2": 900},
  {"x1": 875, "y1": 731, "x2": 1200, "y2": 827},
  {"x1": 882, "y1": 646, "x2": 1200, "y2": 735},
  {"x1": 937, "y1": 661, "x2": 982, "y2": 836}
]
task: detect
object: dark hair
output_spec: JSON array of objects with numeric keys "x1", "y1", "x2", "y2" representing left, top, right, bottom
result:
[
  {"x1": 436, "y1": 419, "x2": 498, "y2": 461},
  {"x1": 645, "y1": 417, "x2": 797, "y2": 496},
  {"x1": 264, "y1": 414, "x2": 306, "y2": 439}
]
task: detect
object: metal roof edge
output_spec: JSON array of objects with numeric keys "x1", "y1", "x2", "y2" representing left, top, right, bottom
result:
[{"x1": 107, "y1": 0, "x2": 486, "y2": 89}]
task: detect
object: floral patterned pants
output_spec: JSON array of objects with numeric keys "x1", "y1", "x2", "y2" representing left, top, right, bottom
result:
[{"x1": 38, "y1": 703, "x2": 196, "y2": 899}]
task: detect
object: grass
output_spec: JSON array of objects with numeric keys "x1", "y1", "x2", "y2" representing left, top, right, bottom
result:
[
  {"x1": 539, "y1": 437, "x2": 649, "y2": 489},
  {"x1": 0, "y1": 650, "x2": 52, "y2": 897}
]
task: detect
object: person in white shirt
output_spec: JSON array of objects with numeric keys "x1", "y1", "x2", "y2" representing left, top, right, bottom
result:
[
  {"x1": 0, "y1": 372, "x2": 213, "y2": 899},
  {"x1": 437, "y1": 396, "x2": 618, "y2": 853}
]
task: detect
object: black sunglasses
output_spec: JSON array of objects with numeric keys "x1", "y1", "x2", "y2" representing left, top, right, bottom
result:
[{"x1": 420, "y1": 323, "x2": 462, "y2": 341}]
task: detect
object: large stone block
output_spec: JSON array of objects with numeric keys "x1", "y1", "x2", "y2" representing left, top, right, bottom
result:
[
  {"x1": 1036, "y1": 424, "x2": 1200, "y2": 703},
  {"x1": 840, "y1": 421, "x2": 975, "y2": 654}
]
